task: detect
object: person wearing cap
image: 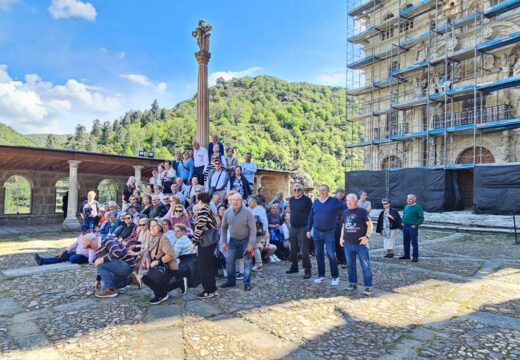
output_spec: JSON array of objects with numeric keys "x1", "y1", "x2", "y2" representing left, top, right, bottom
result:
[
  {"x1": 34, "y1": 225, "x2": 96, "y2": 265},
  {"x1": 240, "y1": 152, "x2": 257, "y2": 187},
  {"x1": 205, "y1": 157, "x2": 230, "y2": 199},
  {"x1": 376, "y1": 199, "x2": 402, "y2": 258},
  {"x1": 340, "y1": 193, "x2": 374, "y2": 296},
  {"x1": 334, "y1": 188, "x2": 347, "y2": 267},
  {"x1": 269, "y1": 191, "x2": 286, "y2": 215}
]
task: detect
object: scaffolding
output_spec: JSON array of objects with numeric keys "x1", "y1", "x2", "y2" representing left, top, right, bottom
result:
[{"x1": 346, "y1": 0, "x2": 520, "y2": 205}]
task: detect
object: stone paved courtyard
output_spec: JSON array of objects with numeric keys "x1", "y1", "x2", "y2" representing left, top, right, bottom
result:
[{"x1": 0, "y1": 229, "x2": 519, "y2": 359}]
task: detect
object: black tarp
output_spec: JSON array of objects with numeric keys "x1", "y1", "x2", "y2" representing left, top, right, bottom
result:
[
  {"x1": 473, "y1": 165, "x2": 520, "y2": 214},
  {"x1": 345, "y1": 168, "x2": 462, "y2": 212}
]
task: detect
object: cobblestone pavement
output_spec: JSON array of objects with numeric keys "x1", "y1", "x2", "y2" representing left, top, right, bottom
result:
[{"x1": 0, "y1": 230, "x2": 519, "y2": 359}]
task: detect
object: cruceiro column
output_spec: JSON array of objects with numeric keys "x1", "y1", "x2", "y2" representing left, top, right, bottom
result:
[
  {"x1": 192, "y1": 20, "x2": 212, "y2": 147},
  {"x1": 62, "y1": 160, "x2": 81, "y2": 231}
]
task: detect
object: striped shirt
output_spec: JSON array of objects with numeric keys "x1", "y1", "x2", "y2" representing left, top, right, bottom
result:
[
  {"x1": 96, "y1": 238, "x2": 136, "y2": 268},
  {"x1": 192, "y1": 205, "x2": 217, "y2": 245}
]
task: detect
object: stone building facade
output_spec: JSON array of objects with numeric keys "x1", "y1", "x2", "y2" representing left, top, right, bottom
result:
[{"x1": 347, "y1": 0, "x2": 520, "y2": 209}]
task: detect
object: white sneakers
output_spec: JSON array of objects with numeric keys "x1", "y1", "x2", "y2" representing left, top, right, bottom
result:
[
  {"x1": 269, "y1": 255, "x2": 282, "y2": 263},
  {"x1": 314, "y1": 277, "x2": 340, "y2": 286}
]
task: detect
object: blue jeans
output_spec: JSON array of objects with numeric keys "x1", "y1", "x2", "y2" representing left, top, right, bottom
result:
[
  {"x1": 312, "y1": 229, "x2": 338, "y2": 279},
  {"x1": 402, "y1": 224, "x2": 419, "y2": 259},
  {"x1": 83, "y1": 217, "x2": 97, "y2": 230},
  {"x1": 225, "y1": 238, "x2": 253, "y2": 286},
  {"x1": 40, "y1": 251, "x2": 88, "y2": 265},
  {"x1": 344, "y1": 243, "x2": 373, "y2": 287},
  {"x1": 97, "y1": 259, "x2": 133, "y2": 291}
]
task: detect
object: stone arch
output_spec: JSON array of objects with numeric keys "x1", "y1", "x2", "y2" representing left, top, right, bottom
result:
[
  {"x1": 456, "y1": 146, "x2": 495, "y2": 164},
  {"x1": 55, "y1": 177, "x2": 69, "y2": 214},
  {"x1": 3, "y1": 175, "x2": 33, "y2": 215},
  {"x1": 381, "y1": 155, "x2": 403, "y2": 169},
  {"x1": 97, "y1": 179, "x2": 119, "y2": 204}
]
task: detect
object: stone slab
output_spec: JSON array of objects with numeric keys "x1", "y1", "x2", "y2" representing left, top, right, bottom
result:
[
  {"x1": 2, "y1": 263, "x2": 80, "y2": 278},
  {"x1": 0, "y1": 297, "x2": 19, "y2": 316}
]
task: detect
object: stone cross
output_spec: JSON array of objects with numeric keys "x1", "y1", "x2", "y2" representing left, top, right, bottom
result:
[{"x1": 192, "y1": 20, "x2": 213, "y2": 147}]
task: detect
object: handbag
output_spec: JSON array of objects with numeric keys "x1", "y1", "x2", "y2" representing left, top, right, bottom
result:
[
  {"x1": 199, "y1": 227, "x2": 218, "y2": 247},
  {"x1": 254, "y1": 215, "x2": 264, "y2": 236}
]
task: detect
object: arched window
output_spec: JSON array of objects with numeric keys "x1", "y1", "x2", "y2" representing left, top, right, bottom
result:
[
  {"x1": 381, "y1": 14, "x2": 395, "y2": 41},
  {"x1": 457, "y1": 147, "x2": 495, "y2": 164},
  {"x1": 55, "y1": 178, "x2": 69, "y2": 213},
  {"x1": 97, "y1": 179, "x2": 118, "y2": 204},
  {"x1": 3, "y1": 175, "x2": 32, "y2": 215},
  {"x1": 403, "y1": 5, "x2": 414, "y2": 31},
  {"x1": 381, "y1": 156, "x2": 403, "y2": 169}
]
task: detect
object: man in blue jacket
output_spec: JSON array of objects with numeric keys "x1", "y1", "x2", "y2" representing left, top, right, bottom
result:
[{"x1": 307, "y1": 184, "x2": 347, "y2": 286}]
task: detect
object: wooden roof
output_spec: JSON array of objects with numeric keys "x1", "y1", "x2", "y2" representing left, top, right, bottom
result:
[{"x1": 0, "y1": 145, "x2": 162, "y2": 177}]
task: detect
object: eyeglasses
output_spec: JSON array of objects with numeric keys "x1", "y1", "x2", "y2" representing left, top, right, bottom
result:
[
  {"x1": 174, "y1": 210, "x2": 183, "y2": 213},
  {"x1": 382, "y1": 203, "x2": 389, "y2": 206},
  {"x1": 293, "y1": 189, "x2": 302, "y2": 192},
  {"x1": 139, "y1": 224, "x2": 147, "y2": 227},
  {"x1": 125, "y1": 217, "x2": 132, "y2": 220}
]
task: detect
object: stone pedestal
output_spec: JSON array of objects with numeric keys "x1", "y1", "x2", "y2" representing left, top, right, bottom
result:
[
  {"x1": 62, "y1": 160, "x2": 81, "y2": 231},
  {"x1": 195, "y1": 50, "x2": 211, "y2": 147}
]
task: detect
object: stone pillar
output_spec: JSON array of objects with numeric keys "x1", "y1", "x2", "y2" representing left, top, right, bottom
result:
[
  {"x1": 133, "y1": 165, "x2": 144, "y2": 187},
  {"x1": 195, "y1": 50, "x2": 211, "y2": 147},
  {"x1": 62, "y1": 160, "x2": 81, "y2": 231}
]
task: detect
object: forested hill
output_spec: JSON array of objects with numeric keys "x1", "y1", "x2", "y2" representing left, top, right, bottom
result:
[{"x1": 2, "y1": 76, "x2": 359, "y2": 187}]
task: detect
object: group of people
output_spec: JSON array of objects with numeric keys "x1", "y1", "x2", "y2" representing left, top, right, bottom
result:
[{"x1": 35, "y1": 136, "x2": 425, "y2": 303}]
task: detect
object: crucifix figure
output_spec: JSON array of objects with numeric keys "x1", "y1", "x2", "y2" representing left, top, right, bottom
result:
[{"x1": 192, "y1": 20, "x2": 212, "y2": 52}]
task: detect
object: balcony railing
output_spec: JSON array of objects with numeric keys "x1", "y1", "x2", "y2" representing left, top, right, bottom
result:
[
  {"x1": 432, "y1": 104, "x2": 514, "y2": 129},
  {"x1": 373, "y1": 123, "x2": 409, "y2": 140}
]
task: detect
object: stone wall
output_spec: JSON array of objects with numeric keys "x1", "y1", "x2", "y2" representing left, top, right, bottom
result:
[{"x1": 0, "y1": 170, "x2": 130, "y2": 226}]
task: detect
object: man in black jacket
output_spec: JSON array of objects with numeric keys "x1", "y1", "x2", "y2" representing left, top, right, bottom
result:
[
  {"x1": 149, "y1": 195, "x2": 167, "y2": 219},
  {"x1": 376, "y1": 199, "x2": 402, "y2": 258},
  {"x1": 286, "y1": 183, "x2": 313, "y2": 279}
]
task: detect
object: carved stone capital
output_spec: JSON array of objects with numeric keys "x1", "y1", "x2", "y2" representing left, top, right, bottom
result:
[{"x1": 195, "y1": 51, "x2": 211, "y2": 64}]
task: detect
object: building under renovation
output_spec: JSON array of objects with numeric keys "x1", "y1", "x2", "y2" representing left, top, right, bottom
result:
[{"x1": 346, "y1": 0, "x2": 520, "y2": 214}]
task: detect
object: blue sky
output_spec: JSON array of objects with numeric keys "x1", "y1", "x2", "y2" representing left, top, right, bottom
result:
[{"x1": 0, "y1": 0, "x2": 346, "y2": 134}]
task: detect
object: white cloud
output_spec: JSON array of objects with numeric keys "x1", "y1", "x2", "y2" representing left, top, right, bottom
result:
[
  {"x1": 48, "y1": 0, "x2": 97, "y2": 21},
  {"x1": 120, "y1": 73, "x2": 168, "y2": 94},
  {"x1": 0, "y1": 64, "x2": 122, "y2": 133},
  {"x1": 0, "y1": 0, "x2": 19, "y2": 11},
  {"x1": 209, "y1": 66, "x2": 262, "y2": 86},
  {"x1": 317, "y1": 72, "x2": 346, "y2": 86},
  {"x1": 120, "y1": 73, "x2": 152, "y2": 87}
]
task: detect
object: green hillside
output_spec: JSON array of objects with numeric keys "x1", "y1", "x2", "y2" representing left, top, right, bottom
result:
[
  {"x1": 1, "y1": 76, "x2": 361, "y2": 187},
  {"x1": 0, "y1": 123, "x2": 36, "y2": 146}
]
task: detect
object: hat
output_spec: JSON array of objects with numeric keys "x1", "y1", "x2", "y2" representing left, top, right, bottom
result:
[
  {"x1": 80, "y1": 224, "x2": 90, "y2": 232},
  {"x1": 138, "y1": 217, "x2": 148, "y2": 225},
  {"x1": 382, "y1": 198, "x2": 390, "y2": 204},
  {"x1": 334, "y1": 188, "x2": 345, "y2": 194}
]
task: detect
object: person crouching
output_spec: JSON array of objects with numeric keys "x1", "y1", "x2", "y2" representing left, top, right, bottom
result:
[{"x1": 140, "y1": 218, "x2": 188, "y2": 305}]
